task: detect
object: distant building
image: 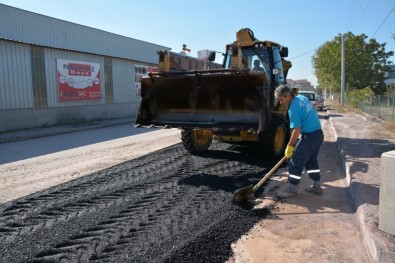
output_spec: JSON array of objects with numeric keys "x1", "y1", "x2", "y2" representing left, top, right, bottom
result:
[
  {"x1": 286, "y1": 79, "x2": 315, "y2": 92},
  {"x1": 385, "y1": 65, "x2": 395, "y2": 89},
  {"x1": 169, "y1": 51, "x2": 221, "y2": 71}
]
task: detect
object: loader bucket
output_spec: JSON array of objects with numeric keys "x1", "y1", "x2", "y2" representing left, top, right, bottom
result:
[{"x1": 135, "y1": 70, "x2": 270, "y2": 130}]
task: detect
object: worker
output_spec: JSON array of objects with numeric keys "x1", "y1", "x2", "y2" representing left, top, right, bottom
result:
[
  {"x1": 274, "y1": 85, "x2": 324, "y2": 198},
  {"x1": 252, "y1": 59, "x2": 264, "y2": 72}
]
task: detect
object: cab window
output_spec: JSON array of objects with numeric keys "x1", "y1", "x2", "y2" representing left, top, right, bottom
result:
[{"x1": 272, "y1": 46, "x2": 286, "y2": 85}]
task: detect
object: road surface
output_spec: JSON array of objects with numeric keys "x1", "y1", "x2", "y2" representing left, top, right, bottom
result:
[{"x1": 0, "y1": 111, "x2": 369, "y2": 262}]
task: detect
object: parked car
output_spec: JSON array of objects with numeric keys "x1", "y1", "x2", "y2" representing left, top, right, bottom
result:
[
  {"x1": 297, "y1": 91, "x2": 318, "y2": 110},
  {"x1": 316, "y1": 95, "x2": 325, "y2": 111}
]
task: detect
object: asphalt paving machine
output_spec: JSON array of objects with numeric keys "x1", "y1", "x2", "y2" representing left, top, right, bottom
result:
[{"x1": 135, "y1": 28, "x2": 292, "y2": 159}]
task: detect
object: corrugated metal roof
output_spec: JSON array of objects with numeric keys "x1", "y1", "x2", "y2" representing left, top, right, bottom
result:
[{"x1": 0, "y1": 4, "x2": 170, "y2": 64}]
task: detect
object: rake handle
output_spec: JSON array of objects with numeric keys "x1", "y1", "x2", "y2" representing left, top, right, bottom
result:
[{"x1": 253, "y1": 156, "x2": 287, "y2": 192}]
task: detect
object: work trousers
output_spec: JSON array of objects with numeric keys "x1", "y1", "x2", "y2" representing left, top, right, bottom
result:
[{"x1": 288, "y1": 129, "x2": 324, "y2": 185}]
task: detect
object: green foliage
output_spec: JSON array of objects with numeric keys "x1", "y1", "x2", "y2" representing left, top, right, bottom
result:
[
  {"x1": 315, "y1": 86, "x2": 323, "y2": 95},
  {"x1": 347, "y1": 87, "x2": 374, "y2": 108},
  {"x1": 385, "y1": 86, "x2": 395, "y2": 96},
  {"x1": 312, "y1": 32, "x2": 394, "y2": 95}
]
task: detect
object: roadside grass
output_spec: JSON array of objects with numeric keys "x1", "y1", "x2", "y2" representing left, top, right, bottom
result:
[
  {"x1": 325, "y1": 100, "x2": 363, "y2": 115},
  {"x1": 383, "y1": 121, "x2": 395, "y2": 130}
]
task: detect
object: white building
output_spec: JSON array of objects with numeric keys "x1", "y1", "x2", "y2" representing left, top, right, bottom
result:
[
  {"x1": 385, "y1": 65, "x2": 395, "y2": 89},
  {"x1": 0, "y1": 4, "x2": 169, "y2": 132}
]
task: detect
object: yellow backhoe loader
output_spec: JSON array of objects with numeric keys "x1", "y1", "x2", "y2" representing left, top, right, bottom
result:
[{"x1": 135, "y1": 28, "x2": 292, "y2": 159}]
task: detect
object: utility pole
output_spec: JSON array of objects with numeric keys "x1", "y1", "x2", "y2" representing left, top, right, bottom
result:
[{"x1": 340, "y1": 34, "x2": 345, "y2": 106}]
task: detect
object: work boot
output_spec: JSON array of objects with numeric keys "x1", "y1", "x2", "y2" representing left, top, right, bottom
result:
[
  {"x1": 305, "y1": 186, "x2": 323, "y2": 196},
  {"x1": 276, "y1": 184, "x2": 298, "y2": 199}
]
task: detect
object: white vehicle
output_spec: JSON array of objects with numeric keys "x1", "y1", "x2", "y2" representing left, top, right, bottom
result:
[
  {"x1": 316, "y1": 95, "x2": 325, "y2": 111},
  {"x1": 297, "y1": 91, "x2": 318, "y2": 110}
]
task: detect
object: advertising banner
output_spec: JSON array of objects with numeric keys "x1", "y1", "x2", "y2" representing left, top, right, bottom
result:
[
  {"x1": 134, "y1": 65, "x2": 158, "y2": 97},
  {"x1": 57, "y1": 59, "x2": 101, "y2": 102}
]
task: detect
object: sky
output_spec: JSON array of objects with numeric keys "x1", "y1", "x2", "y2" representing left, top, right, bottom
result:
[{"x1": 1, "y1": 0, "x2": 394, "y2": 87}]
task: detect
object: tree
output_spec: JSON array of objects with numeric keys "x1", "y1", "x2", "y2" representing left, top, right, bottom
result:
[
  {"x1": 315, "y1": 85, "x2": 323, "y2": 95},
  {"x1": 385, "y1": 86, "x2": 395, "y2": 96},
  {"x1": 312, "y1": 32, "x2": 394, "y2": 95},
  {"x1": 347, "y1": 87, "x2": 374, "y2": 108}
]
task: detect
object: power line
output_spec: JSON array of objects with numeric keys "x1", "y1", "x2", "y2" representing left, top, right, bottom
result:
[
  {"x1": 372, "y1": 6, "x2": 395, "y2": 38},
  {"x1": 351, "y1": 0, "x2": 371, "y2": 32},
  {"x1": 349, "y1": 0, "x2": 364, "y2": 30},
  {"x1": 344, "y1": 0, "x2": 371, "y2": 33},
  {"x1": 344, "y1": 0, "x2": 356, "y2": 32},
  {"x1": 289, "y1": 48, "x2": 316, "y2": 60}
]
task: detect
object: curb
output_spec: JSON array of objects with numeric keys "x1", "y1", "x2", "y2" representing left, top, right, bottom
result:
[{"x1": 327, "y1": 110, "x2": 385, "y2": 263}]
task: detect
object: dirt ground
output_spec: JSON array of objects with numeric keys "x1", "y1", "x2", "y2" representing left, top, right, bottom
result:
[
  {"x1": 227, "y1": 106, "x2": 369, "y2": 263},
  {"x1": 227, "y1": 101, "x2": 395, "y2": 263}
]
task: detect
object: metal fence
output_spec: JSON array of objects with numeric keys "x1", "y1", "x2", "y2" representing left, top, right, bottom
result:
[{"x1": 344, "y1": 93, "x2": 395, "y2": 123}]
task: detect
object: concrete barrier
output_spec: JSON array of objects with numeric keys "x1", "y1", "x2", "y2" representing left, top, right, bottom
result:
[{"x1": 379, "y1": 150, "x2": 395, "y2": 235}]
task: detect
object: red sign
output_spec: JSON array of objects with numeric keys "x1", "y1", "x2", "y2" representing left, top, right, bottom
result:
[
  {"x1": 57, "y1": 59, "x2": 101, "y2": 102},
  {"x1": 67, "y1": 63, "x2": 92, "y2": 76}
]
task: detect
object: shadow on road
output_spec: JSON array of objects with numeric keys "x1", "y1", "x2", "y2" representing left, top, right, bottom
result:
[
  {"x1": 0, "y1": 125, "x2": 153, "y2": 164},
  {"x1": 335, "y1": 137, "x2": 395, "y2": 209},
  {"x1": 337, "y1": 137, "x2": 395, "y2": 159}
]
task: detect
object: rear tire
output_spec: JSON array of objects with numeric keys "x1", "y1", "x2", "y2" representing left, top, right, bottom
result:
[
  {"x1": 181, "y1": 129, "x2": 213, "y2": 154},
  {"x1": 258, "y1": 117, "x2": 289, "y2": 160}
]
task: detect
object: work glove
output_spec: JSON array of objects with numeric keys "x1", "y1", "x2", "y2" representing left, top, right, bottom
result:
[{"x1": 285, "y1": 145, "x2": 294, "y2": 159}]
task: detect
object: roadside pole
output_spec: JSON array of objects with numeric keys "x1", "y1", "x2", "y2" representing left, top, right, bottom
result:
[{"x1": 340, "y1": 33, "x2": 345, "y2": 106}]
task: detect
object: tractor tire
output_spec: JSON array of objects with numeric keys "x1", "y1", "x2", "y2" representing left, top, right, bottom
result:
[
  {"x1": 258, "y1": 117, "x2": 289, "y2": 160},
  {"x1": 181, "y1": 128, "x2": 213, "y2": 154}
]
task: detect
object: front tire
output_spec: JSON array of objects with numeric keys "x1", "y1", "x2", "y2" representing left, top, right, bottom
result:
[
  {"x1": 258, "y1": 117, "x2": 289, "y2": 160},
  {"x1": 181, "y1": 128, "x2": 213, "y2": 154}
]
